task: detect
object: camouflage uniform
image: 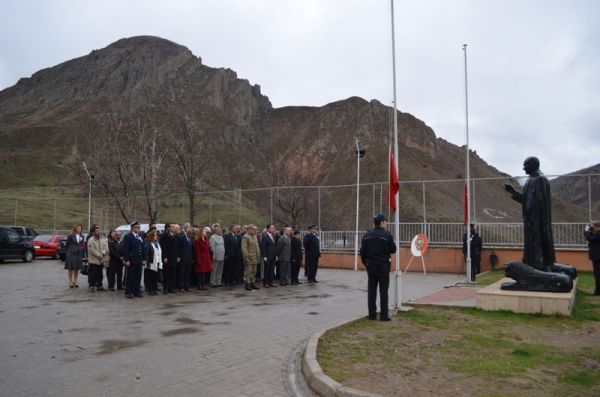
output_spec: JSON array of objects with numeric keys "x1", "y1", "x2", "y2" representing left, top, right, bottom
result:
[{"x1": 242, "y1": 233, "x2": 261, "y2": 283}]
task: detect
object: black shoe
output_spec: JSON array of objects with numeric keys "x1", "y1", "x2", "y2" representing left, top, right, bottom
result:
[
  {"x1": 97, "y1": 287, "x2": 105, "y2": 291},
  {"x1": 368, "y1": 316, "x2": 377, "y2": 320},
  {"x1": 134, "y1": 293, "x2": 143, "y2": 298},
  {"x1": 117, "y1": 287, "x2": 123, "y2": 291},
  {"x1": 380, "y1": 317, "x2": 392, "y2": 322},
  {"x1": 251, "y1": 284, "x2": 259, "y2": 290},
  {"x1": 89, "y1": 287, "x2": 95, "y2": 292},
  {"x1": 163, "y1": 290, "x2": 169, "y2": 294},
  {"x1": 245, "y1": 284, "x2": 252, "y2": 291},
  {"x1": 125, "y1": 294, "x2": 134, "y2": 299},
  {"x1": 169, "y1": 289, "x2": 176, "y2": 293},
  {"x1": 108, "y1": 287, "x2": 115, "y2": 291},
  {"x1": 313, "y1": 279, "x2": 319, "y2": 283}
]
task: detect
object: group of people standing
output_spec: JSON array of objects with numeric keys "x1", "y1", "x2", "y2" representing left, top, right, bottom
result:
[{"x1": 63, "y1": 221, "x2": 322, "y2": 299}]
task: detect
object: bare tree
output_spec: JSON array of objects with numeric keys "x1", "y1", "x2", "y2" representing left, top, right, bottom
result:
[
  {"x1": 168, "y1": 116, "x2": 210, "y2": 224},
  {"x1": 276, "y1": 189, "x2": 308, "y2": 230},
  {"x1": 79, "y1": 110, "x2": 173, "y2": 224}
]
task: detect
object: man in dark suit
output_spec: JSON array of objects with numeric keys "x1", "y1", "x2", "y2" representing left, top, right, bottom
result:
[
  {"x1": 121, "y1": 222, "x2": 146, "y2": 299},
  {"x1": 178, "y1": 224, "x2": 194, "y2": 292},
  {"x1": 462, "y1": 224, "x2": 483, "y2": 281},
  {"x1": 303, "y1": 225, "x2": 321, "y2": 283},
  {"x1": 261, "y1": 224, "x2": 277, "y2": 288},
  {"x1": 159, "y1": 223, "x2": 181, "y2": 294},
  {"x1": 224, "y1": 224, "x2": 242, "y2": 286},
  {"x1": 277, "y1": 227, "x2": 292, "y2": 286},
  {"x1": 290, "y1": 230, "x2": 303, "y2": 285}
]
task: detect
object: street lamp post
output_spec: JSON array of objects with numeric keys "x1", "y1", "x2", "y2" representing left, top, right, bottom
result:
[
  {"x1": 354, "y1": 138, "x2": 366, "y2": 271},
  {"x1": 82, "y1": 162, "x2": 94, "y2": 232}
]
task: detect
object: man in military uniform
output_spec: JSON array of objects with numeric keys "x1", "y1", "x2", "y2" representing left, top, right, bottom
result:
[
  {"x1": 121, "y1": 221, "x2": 146, "y2": 299},
  {"x1": 241, "y1": 224, "x2": 261, "y2": 291},
  {"x1": 360, "y1": 214, "x2": 397, "y2": 321}
]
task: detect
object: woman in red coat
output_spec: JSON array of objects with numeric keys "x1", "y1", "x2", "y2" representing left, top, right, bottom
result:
[{"x1": 194, "y1": 227, "x2": 213, "y2": 290}]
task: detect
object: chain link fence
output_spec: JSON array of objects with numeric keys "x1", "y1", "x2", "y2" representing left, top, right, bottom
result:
[{"x1": 0, "y1": 174, "x2": 597, "y2": 249}]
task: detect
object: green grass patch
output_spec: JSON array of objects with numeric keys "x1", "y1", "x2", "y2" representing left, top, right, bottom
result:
[
  {"x1": 474, "y1": 269, "x2": 505, "y2": 285},
  {"x1": 319, "y1": 273, "x2": 600, "y2": 396}
]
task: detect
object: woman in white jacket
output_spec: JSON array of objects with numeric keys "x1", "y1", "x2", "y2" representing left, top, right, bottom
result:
[{"x1": 145, "y1": 230, "x2": 162, "y2": 295}]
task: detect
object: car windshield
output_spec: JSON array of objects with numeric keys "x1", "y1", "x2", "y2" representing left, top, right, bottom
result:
[{"x1": 35, "y1": 235, "x2": 53, "y2": 242}]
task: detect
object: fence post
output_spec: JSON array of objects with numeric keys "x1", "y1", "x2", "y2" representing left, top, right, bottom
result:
[
  {"x1": 209, "y1": 197, "x2": 213, "y2": 225},
  {"x1": 422, "y1": 181, "x2": 426, "y2": 224},
  {"x1": 318, "y1": 186, "x2": 321, "y2": 228},
  {"x1": 589, "y1": 174, "x2": 592, "y2": 222},
  {"x1": 238, "y1": 189, "x2": 242, "y2": 225},
  {"x1": 270, "y1": 188, "x2": 273, "y2": 224},
  {"x1": 472, "y1": 179, "x2": 477, "y2": 224},
  {"x1": 53, "y1": 198, "x2": 57, "y2": 233}
]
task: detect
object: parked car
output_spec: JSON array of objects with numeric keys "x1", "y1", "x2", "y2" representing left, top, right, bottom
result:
[
  {"x1": 31, "y1": 235, "x2": 62, "y2": 259},
  {"x1": 0, "y1": 226, "x2": 35, "y2": 262},
  {"x1": 57, "y1": 236, "x2": 67, "y2": 261},
  {"x1": 10, "y1": 226, "x2": 38, "y2": 241}
]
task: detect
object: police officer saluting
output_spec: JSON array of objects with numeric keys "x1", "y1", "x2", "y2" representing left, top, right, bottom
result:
[{"x1": 360, "y1": 214, "x2": 397, "y2": 321}]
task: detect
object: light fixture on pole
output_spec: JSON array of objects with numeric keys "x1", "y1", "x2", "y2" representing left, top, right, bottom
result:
[
  {"x1": 82, "y1": 162, "x2": 95, "y2": 232},
  {"x1": 354, "y1": 138, "x2": 366, "y2": 271}
]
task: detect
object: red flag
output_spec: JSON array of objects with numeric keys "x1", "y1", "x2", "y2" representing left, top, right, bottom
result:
[
  {"x1": 386, "y1": 150, "x2": 400, "y2": 214},
  {"x1": 463, "y1": 182, "x2": 468, "y2": 225}
]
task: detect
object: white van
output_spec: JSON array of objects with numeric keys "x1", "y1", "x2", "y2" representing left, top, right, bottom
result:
[{"x1": 115, "y1": 223, "x2": 166, "y2": 236}]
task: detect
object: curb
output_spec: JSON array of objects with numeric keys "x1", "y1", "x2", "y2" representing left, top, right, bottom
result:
[{"x1": 302, "y1": 320, "x2": 384, "y2": 397}]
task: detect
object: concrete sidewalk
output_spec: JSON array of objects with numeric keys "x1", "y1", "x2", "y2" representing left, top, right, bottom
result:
[{"x1": 0, "y1": 260, "x2": 462, "y2": 397}]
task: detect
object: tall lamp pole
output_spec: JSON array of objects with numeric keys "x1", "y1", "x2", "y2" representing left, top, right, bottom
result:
[
  {"x1": 463, "y1": 44, "x2": 472, "y2": 282},
  {"x1": 82, "y1": 162, "x2": 94, "y2": 232},
  {"x1": 354, "y1": 138, "x2": 366, "y2": 271}
]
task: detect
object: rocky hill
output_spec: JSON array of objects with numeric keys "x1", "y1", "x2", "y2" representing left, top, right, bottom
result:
[
  {"x1": 0, "y1": 36, "x2": 583, "y2": 229},
  {"x1": 550, "y1": 163, "x2": 600, "y2": 222}
]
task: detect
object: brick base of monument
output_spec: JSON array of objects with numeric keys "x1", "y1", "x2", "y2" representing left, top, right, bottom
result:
[{"x1": 476, "y1": 277, "x2": 577, "y2": 316}]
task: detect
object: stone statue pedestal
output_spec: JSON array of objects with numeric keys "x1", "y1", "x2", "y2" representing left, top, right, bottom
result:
[{"x1": 476, "y1": 278, "x2": 577, "y2": 316}]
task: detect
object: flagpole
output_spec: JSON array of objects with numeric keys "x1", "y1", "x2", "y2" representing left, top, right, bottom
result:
[
  {"x1": 463, "y1": 44, "x2": 472, "y2": 282},
  {"x1": 390, "y1": 0, "x2": 402, "y2": 310}
]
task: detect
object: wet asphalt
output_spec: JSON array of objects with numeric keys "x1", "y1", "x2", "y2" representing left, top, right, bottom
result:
[{"x1": 0, "y1": 259, "x2": 462, "y2": 397}]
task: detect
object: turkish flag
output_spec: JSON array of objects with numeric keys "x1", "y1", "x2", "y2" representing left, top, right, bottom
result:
[{"x1": 387, "y1": 150, "x2": 400, "y2": 214}]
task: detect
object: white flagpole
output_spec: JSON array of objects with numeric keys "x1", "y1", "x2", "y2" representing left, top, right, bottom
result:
[
  {"x1": 390, "y1": 0, "x2": 402, "y2": 310},
  {"x1": 463, "y1": 44, "x2": 472, "y2": 282}
]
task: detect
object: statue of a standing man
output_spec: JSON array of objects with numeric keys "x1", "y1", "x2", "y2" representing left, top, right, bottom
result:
[{"x1": 504, "y1": 156, "x2": 556, "y2": 270}]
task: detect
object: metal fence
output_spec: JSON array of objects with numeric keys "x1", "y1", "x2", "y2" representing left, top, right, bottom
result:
[
  {"x1": 1, "y1": 173, "x2": 597, "y2": 237},
  {"x1": 318, "y1": 222, "x2": 590, "y2": 251},
  {"x1": 31, "y1": 222, "x2": 590, "y2": 250}
]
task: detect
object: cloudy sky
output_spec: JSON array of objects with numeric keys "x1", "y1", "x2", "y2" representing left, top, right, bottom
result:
[{"x1": 1, "y1": 0, "x2": 598, "y2": 177}]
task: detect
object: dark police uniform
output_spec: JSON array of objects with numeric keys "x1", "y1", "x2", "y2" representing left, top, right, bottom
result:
[
  {"x1": 462, "y1": 229, "x2": 483, "y2": 281},
  {"x1": 360, "y1": 216, "x2": 396, "y2": 321},
  {"x1": 303, "y1": 226, "x2": 321, "y2": 282},
  {"x1": 121, "y1": 227, "x2": 146, "y2": 298}
]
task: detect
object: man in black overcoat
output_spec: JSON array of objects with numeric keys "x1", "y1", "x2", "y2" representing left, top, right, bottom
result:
[{"x1": 303, "y1": 225, "x2": 321, "y2": 283}]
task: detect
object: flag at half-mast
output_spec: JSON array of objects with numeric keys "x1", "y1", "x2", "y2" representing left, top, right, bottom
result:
[
  {"x1": 386, "y1": 150, "x2": 400, "y2": 214},
  {"x1": 462, "y1": 182, "x2": 468, "y2": 225}
]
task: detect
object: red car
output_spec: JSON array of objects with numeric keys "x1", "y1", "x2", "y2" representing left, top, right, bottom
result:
[{"x1": 32, "y1": 235, "x2": 62, "y2": 259}]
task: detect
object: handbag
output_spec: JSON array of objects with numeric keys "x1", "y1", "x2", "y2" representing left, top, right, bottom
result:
[{"x1": 81, "y1": 259, "x2": 89, "y2": 275}]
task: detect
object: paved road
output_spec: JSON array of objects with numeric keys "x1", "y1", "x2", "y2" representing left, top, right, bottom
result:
[{"x1": 0, "y1": 259, "x2": 462, "y2": 397}]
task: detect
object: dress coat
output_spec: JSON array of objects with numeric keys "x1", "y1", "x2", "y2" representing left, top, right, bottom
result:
[
  {"x1": 64, "y1": 233, "x2": 85, "y2": 270},
  {"x1": 194, "y1": 237, "x2": 213, "y2": 273}
]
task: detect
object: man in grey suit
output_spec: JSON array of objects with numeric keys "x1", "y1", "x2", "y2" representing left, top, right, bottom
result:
[{"x1": 277, "y1": 227, "x2": 293, "y2": 286}]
